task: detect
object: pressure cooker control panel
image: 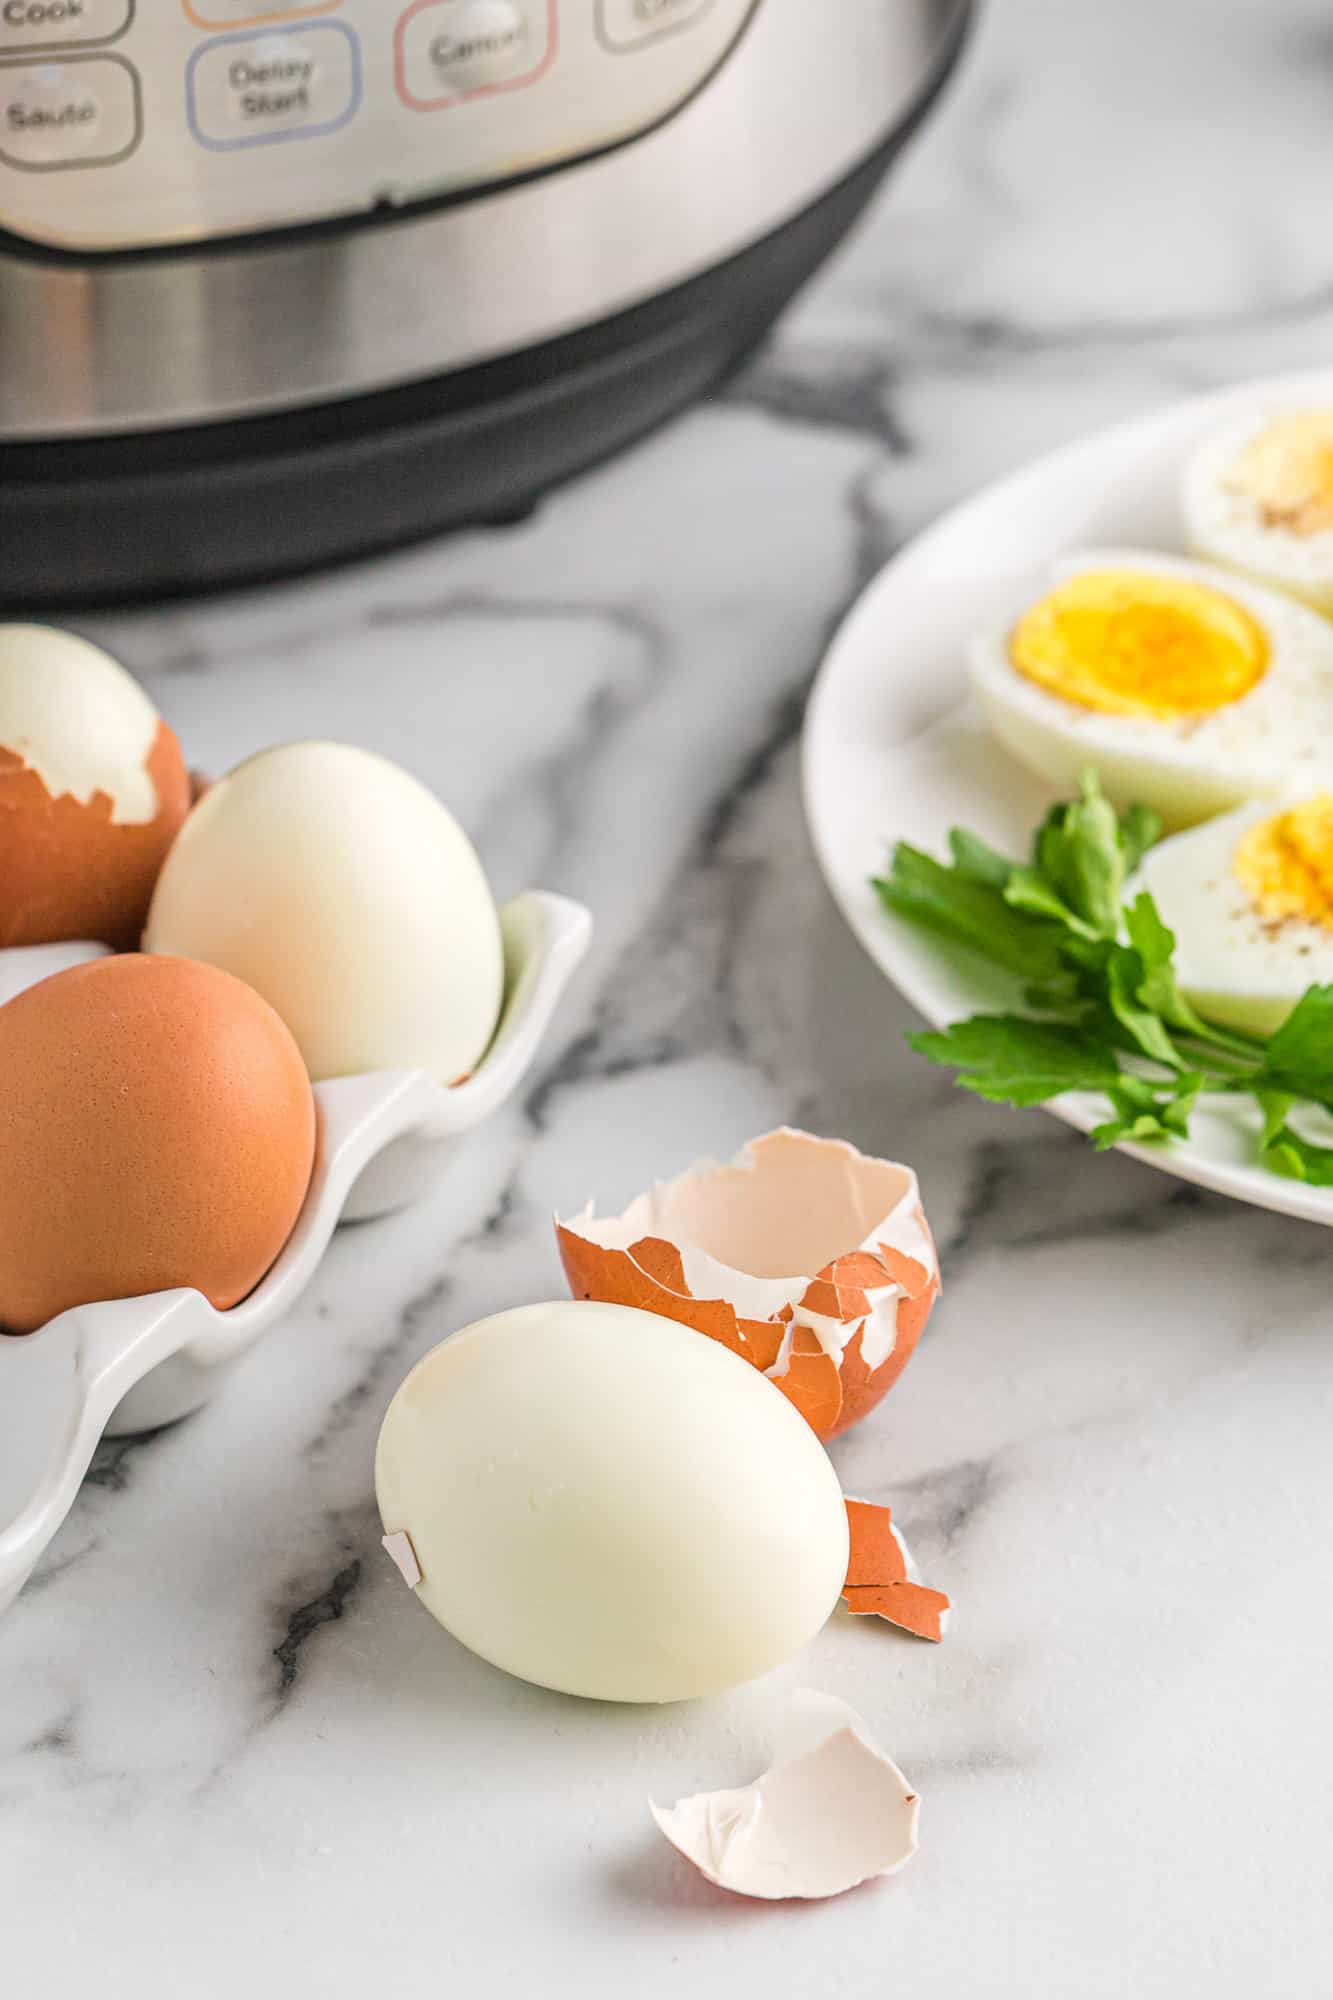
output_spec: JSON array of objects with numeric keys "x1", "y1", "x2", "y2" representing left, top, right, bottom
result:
[{"x1": 0, "y1": 0, "x2": 760, "y2": 251}]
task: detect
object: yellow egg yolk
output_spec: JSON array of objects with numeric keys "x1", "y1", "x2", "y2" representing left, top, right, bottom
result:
[
  {"x1": 1226, "y1": 411, "x2": 1333, "y2": 535},
  {"x1": 1008, "y1": 570, "x2": 1270, "y2": 720},
  {"x1": 1234, "y1": 795, "x2": 1333, "y2": 931}
]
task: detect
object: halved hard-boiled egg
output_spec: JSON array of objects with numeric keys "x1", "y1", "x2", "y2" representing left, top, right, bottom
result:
[
  {"x1": 971, "y1": 550, "x2": 1333, "y2": 826},
  {"x1": 1139, "y1": 792, "x2": 1333, "y2": 1037},
  {"x1": 1184, "y1": 406, "x2": 1333, "y2": 613}
]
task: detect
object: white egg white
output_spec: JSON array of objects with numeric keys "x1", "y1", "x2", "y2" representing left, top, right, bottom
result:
[
  {"x1": 1184, "y1": 405, "x2": 1333, "y2": 614},
  {"x1": 970, "y1": 547, "x2": 1333, "y2": 828},
  {"x1": 1138, "y1": 798, "x2": 1333, "y2": 1038}
]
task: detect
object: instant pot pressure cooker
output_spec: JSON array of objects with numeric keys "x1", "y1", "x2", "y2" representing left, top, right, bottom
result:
[{"x1": 0, "y1": 0, "x2": 970, "y2": 602}]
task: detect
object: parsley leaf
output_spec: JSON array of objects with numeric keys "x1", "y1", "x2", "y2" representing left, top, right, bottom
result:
[
  {"x1": 874, "y1": 846, "x2": 1068, "y2": 981},
  {"x1": 1103, "y1": 943, "x2": 1184, "y2": 1068},
  {"x1": 1090, "y1": 1072, "x2": 1202, "y2": 1150},
  {"x1": 1123, "y1": 893, "x2": 1230, "y2": 1044},
  {"x1": 1250, "y1": 986, "x2": 1333, "y2": 1109},
  {"x1": 907, "y1": 1016, "x2": 1122, "y2": 1106},
  {"x1": 1258, "y1": 1121, "x2": 1333, "y2": 1187},
  {"x1": 1030, "y1": 770, "x2": 1126, "y2": 938},
  {"x1": 876, "y1": 769, "x2": 1333, "y2": 1184},
  {"x1": 947, "y1": 828, "x2": 1016, "y2": 888},
  {"x1": 1119, "y1": 802, "x2": 1163, "y2": 877},
  {"x1": 1003, "y1": 865, "x2": 1100, "y2": 937}
]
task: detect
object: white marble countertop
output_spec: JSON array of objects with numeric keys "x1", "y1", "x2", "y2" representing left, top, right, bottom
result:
[{"x1": 8, "y1": 1, "x2": 1333, "y2": 1991}]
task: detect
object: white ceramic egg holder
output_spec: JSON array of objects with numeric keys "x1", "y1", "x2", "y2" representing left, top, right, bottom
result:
[{"x1": 0, "y1": 891, "x2": 591, "y2": 1615}]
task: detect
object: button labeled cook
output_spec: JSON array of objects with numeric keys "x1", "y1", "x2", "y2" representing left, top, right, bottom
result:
[
  {"x1": 0, "y1": 0, "x2": 130, "y2": 51},
  {"x1": 187, "y1": 21, "x2": 360, "y2": 148},
  {"x1": 597, "y1": 0, "x2": 713, "y2": 49},
  {"x1": 0, "y1": 52, "x2": 138, "y2": 166},
  {"x1": 396, "y1": 0, "x2": 551, "y2": 108}
]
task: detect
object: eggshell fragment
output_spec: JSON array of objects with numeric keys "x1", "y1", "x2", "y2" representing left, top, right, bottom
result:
[
  {"x1": 651, "y1": 1691, "x2": 920, "y2": 1901},
  {"x1": 557, "y1": 1129, "x2": 939, "y2": 1441},
  {"x1": 842, "y1": 1500, "x2": 950, "y2": 1642},
  {"x1": 0, "y1": 625, "x2": 190, "y2": 949},
  {"x1": 381, "y1": 1531, "x2": 423, "y2": 1590}
]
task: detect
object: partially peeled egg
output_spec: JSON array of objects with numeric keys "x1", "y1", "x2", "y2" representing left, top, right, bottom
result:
[{"x1": 0, "y1": 624, "x2": 190, "y2": 949}]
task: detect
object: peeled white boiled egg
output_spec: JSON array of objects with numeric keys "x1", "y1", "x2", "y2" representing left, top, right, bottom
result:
[
  {"x1": 970, "y1": 549, "x2": 1333, "y2": 827},
  {"x1": 1139, "y1": 792, "x2": 1333, "y2": 1037},
  {"x1": 144, "y1": 741, "x2": 503, "y2": 1084},
  {"x1": 375, "y1": 1300, "x2": 851, "y2": 1704},
  {"x1": 1184, "y1": 405, "x2": 1333, "y2": 613}
]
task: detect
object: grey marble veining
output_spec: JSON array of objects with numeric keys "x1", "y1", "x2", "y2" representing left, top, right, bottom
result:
[{"x1": 7, "y1": 2, "x2": 1333, "y2": 1992}]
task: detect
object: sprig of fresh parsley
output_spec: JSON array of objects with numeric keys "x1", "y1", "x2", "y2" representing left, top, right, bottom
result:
[{"x1": 873, "y1": 769, "x2": 1333, "y2": 1182}]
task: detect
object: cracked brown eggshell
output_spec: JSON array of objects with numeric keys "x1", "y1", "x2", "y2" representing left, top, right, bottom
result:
[
  {"x1": 0, "y1": 625, "x2": 190, "y2": 950},
  {"x1": 557, "y1": 1129, "x2": 940, "y2": 1441}
]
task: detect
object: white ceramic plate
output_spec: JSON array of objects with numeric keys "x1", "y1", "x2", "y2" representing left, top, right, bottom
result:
[{"x1": 803, "y1": 367, "x2": 1333, "y2": 1227}]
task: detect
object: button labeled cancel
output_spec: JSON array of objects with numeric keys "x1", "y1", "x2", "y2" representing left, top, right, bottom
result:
[
  {"x1": 187, "y1": 21, "x2": 360, "y2": 148},
  {"x1": 396, "y1": 0, "x2": 553, "y2": 109},
  {"x1": 430, "y1": 0, "x2": 525, "y2": 87},
  {"x1": 1, "y1": 0, "x2": 131, "y2": 51},
  {"x1": 0, "y1": 52, "x2": 139, "y2": 166}
]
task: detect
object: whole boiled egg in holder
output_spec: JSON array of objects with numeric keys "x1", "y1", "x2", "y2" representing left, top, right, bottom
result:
[{"x1": 0, "y1": 719, "x2": 590, "y2": 1616}]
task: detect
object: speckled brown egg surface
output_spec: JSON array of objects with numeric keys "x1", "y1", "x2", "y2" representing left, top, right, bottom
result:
[{"x1": 0, "y1": 955, "x2": 317, "y2": 1335}]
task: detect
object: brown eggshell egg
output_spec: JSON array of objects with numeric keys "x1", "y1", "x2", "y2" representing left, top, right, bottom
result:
[
  {"x1": 0, "y1": 625, "x2": 191, "y2": 950},
  {"x1": 0, "y1": 955, "x2": 317, "y2": 1335}
]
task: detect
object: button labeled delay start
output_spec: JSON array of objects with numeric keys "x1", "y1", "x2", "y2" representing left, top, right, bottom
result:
[{"x1": 187, "y1": 20, "x2": 360, "y2": 148}]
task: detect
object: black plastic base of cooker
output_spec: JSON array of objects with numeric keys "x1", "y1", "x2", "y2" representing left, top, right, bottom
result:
[{"x1": 0, "y1": 24, "x2": 967, "y2": 609}]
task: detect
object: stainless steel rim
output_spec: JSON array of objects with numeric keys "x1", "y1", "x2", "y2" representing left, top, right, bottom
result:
[{"x1": 0, "y1": 0, "x2": 968, "y2": 437}]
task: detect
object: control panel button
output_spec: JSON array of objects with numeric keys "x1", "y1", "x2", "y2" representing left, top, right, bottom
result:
[
  {"x1": 597, "y1": 0, "x2": 713, "y2": 49},
  {"x1": 395, "y1": 0, "x2": 553, "y2": 109},
  {"x1": 183, "y1": 2, "x2": 343, "y2": 25},
  {"x1": 0, "y1": 0, "x2": 131, "y2": 51},
  {"x1": 0, "y1": 51, "x2": 138, "y2": 166},
  {"x1": 186, "y1": 21, "x2": 360, "y2": 149}
]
